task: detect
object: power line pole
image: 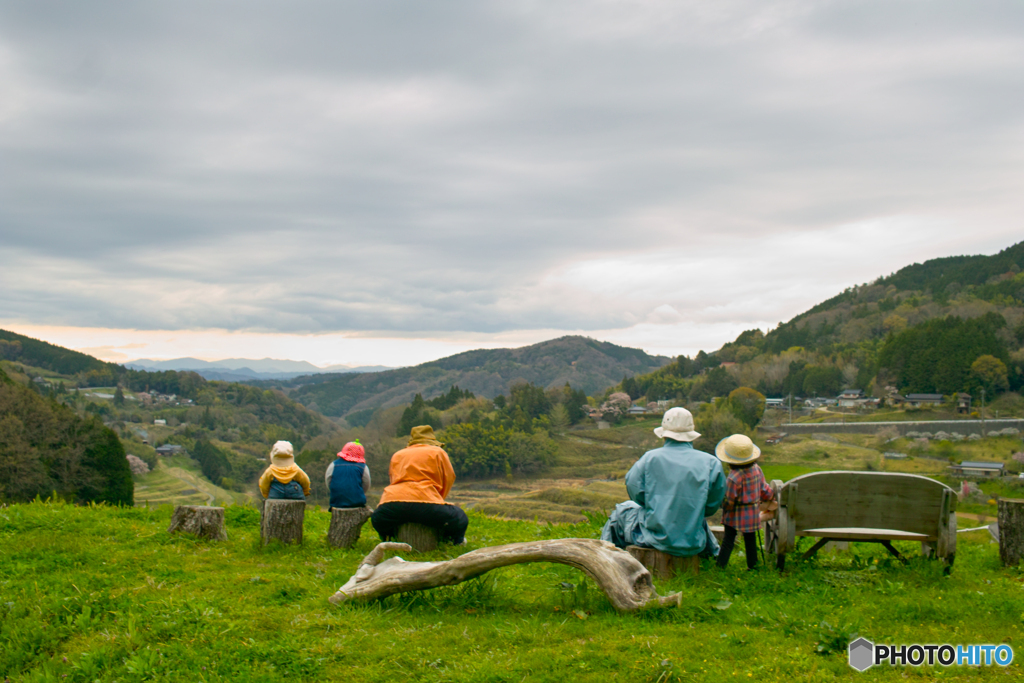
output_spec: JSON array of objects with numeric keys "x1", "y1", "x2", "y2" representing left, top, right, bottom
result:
[{"x1": 981, "y1": 388, "x2": 986, "y2": 438}]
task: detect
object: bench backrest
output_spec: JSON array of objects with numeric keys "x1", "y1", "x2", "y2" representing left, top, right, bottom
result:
[{"x1": 779, "y1": 471, "x2": 956, "y2": 536}]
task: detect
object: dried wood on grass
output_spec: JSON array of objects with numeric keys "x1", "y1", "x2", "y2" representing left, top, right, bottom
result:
[{"x1": 329, "y1": 538, "x2": 681, "y2": 612}]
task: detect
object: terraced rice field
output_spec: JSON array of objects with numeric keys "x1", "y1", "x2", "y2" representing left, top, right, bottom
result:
[{"x1": 132, "y1": 457, "x2": 257, "y2": 508}]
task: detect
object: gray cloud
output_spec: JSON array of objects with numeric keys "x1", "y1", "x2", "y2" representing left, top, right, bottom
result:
[{"x1": 2, "y1": 1, "x2": 1024, "y2": 340}]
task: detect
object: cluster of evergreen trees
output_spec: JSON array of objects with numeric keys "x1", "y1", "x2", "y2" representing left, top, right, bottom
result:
[
  {"x1": 0, "y1": 369, "x2": 133, "y2": 505},
  {"x1": 877, "y1": 313, "x2": 1019, "y2": 395}
]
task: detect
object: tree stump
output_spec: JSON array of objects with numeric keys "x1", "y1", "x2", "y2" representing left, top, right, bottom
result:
[
  {"x1": 327, "y1": 507, "x2": 373, "y2": 549},
  {"x1": 626, "y1": 546, "x2": 698, "y2": 579},
  {"x1": 261, "y1": 499, "x2": 306, "y2": 546},
  {"x1": 396, "y1": 523, "x2": 438, "y2": 552},
  {"x1": 997, "y1": 498, "x2": 1024, "y2": 566},
  {"x1": 167, "y1": 505, "x2": 226, "y2": 540}
]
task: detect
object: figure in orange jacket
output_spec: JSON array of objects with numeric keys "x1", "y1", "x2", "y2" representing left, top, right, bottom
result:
[{"x1": 371, "y1": 425, "x2": 468, "y2": 544}]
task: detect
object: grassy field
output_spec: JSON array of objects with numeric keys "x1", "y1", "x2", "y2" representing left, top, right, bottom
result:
[{"x1": 1, "y1": 500, "x2": 1021, "y2": 682}]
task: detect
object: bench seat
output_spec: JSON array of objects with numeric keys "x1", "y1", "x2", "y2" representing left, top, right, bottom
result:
[{"x1": 800, "y1": 528, "x2": 934, "y2": 542}]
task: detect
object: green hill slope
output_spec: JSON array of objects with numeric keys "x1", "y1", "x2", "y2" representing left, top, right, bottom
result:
[
  {"x1": 272, "y1": 335, "x2": 669, "y2": 418},
  {"x1": 620, "y1": 241, "x2": 1024, "y2": 402}
]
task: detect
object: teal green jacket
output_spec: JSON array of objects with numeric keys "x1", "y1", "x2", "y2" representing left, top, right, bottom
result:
[{"x1": 625, "y1": 440, "x2": 726, "y2": 556}]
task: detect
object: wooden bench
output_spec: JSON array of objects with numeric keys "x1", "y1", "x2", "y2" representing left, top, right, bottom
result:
[{"x1": 766, "y1": 472, "x2": 957, "y2": 572}]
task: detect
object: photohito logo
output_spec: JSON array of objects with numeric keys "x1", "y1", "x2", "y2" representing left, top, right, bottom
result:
[{"x1": 848, "y1": 638, "x2": 1013, "y2": 671}]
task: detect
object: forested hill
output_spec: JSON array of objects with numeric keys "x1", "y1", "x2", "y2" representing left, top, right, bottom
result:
[
  {"x1": 0, "y1": 367, "x2": 133, "y2": 505},
  {"x1": 265, "y1": 336, "x2": 670, "y2": 419},
  {"x1": 617, "y1": 241, "x2": 1024, "y2": 402},
  {"x1": 747, "y1": 240, "x2": 1024, "y2": 356}
]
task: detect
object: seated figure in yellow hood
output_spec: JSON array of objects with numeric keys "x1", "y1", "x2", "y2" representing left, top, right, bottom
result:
[{"x1": 259, "y1": 441, "x2": 311, "y2": 500}]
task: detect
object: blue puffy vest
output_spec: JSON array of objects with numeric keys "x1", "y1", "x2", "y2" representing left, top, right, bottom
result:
[{"x1": 329, "y1": 459, "x2": 366, "y2": 509}]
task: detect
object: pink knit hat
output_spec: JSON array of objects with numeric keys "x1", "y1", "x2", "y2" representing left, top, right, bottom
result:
[{"x1": 338, "y1": 441, "x2": 365, "y2": 463}]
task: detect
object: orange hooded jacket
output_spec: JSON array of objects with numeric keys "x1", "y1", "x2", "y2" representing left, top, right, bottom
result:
[{"x1": 378, "y1": 444, "x2": 455, "y2": 505}]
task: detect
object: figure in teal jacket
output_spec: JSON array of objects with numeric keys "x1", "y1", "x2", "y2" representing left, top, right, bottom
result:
[{"x1": 601, "y1": 407, "x2": 725, "y2": 558}]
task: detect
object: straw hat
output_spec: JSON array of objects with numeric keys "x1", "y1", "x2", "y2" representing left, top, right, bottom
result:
[
  {"x1": 653, "y1": 407, "x2": 700, "y2": 442},
  {"x1": 270, "y1": 440, "x2": 295, "y2": 466},
  {"x1": 715, "y1": 434, "x2": 761, "y2": 466}
]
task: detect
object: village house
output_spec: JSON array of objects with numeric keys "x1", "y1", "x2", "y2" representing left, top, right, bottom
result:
[
  {"x1": 837, "y1": 389, "x2": 865, "y2": 408},
  {"x1": 905, "y1": 393, "x2": 944, "y2": 408},
  {"x1": 155, "y1": 444, "x2": 186, "y2": 456},
  {"x1": 949, "y1": 461, "x2": 1005, "y2": 478},
  {"x1": 956, "y1": 393, "x2": 972, "y2": 413}
]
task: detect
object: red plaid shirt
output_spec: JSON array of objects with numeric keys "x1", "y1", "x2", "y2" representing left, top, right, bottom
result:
[{"x1": 722, "y1": 463, "x2": 774, "y2": 533}]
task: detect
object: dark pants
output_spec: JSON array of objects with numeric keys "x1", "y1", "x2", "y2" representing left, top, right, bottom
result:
[
  {"x1": 717, "y1": 524, "x2": 759, "y2": 569},
  {"x1": 371, "y1": 501, "x2": 469, "y2": 545}
]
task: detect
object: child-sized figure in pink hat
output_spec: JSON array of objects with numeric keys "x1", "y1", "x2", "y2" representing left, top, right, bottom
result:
[{"x1": 325, "y1": 441, "x2": 371, "y2": 509}]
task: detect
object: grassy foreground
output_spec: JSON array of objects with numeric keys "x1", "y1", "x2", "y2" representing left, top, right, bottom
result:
[{"x1": 1, "y1": 501, "x2": 1022, "y2": 682}]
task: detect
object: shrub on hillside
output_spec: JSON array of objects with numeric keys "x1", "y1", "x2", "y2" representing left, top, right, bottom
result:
[
  {"x1": 443, "y1": 422, "x2": 554, "y2": 478},
  {"x1": 693, "y1": 401, "x2": 749, "y2": 453}
]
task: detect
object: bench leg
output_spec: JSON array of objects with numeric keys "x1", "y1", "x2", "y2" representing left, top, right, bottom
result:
[
  {"x1": 801, "y1": 538, "x2": 831, "y2": 560},
  {"x1": 880, "y1": 540, "x2": 907, "y2": 563}
]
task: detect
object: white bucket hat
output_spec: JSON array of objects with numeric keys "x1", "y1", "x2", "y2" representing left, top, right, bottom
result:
[
  {"x1": 654, "y1": 407, "x2": 701, "y2": 442},
  {"x1": 715, "y1": 434, "x2": 761, "y2": 466},
  {"x1": 270, "y1": 440, "x2": 295, "y2": 466}
]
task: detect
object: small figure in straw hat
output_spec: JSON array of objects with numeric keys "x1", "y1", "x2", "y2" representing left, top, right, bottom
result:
[
  {"x1": 601, "y1": 407, "x2": 726, "y2": 558},
  {"x1": 715, "y1": 434, "x2": 775, "y2": 570}
]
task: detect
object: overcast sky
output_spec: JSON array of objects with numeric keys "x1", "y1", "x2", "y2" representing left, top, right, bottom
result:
[{"x1": 2, "y1": 1, "x2": 1023, "y2": 366}]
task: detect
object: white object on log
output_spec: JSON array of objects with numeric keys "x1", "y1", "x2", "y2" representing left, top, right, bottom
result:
[
  {"x1": 168, "y1": 505, "x2": 227, "y2": 540},
  {"x1": 327, "y1": 507, "x2": 373, "y2": 548},
  {"x1": 396, "y1": 523, "x2": 438, "y2": 552},
  {"x1": 998, "y1": 498, "x2": 1024, "y2": 566},
  {"x1": 261, "y1": 499, "x2": 305, "y2": 545},
  {"x1": 328, "y1": 538, "x2": 681, "y2": 612}
]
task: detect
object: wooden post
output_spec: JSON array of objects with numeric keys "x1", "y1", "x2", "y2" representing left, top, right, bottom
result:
[
  {"x1": 396, "y1": 523, "x2": 438, "y2": 552},
  {"x1": 168, "y1": 505, "x2": 227, "y2": 540},
  {"x1": 327, "y1": 507, "x2": 373, "y2": 549},
  {"x1": 626, "y1": 546, "x2": 698, "y2": 579},
  {"x1": 261, "y1": 499, "x2": 306, "y2": 546},
  {"x1": 997, "y1": 498, "x2": 1024, "y2": 566}
]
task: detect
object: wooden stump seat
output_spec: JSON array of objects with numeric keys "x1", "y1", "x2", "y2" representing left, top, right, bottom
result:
[
  {"x1": 997, "y1": 498, "x2": 1024, "y2": 567},
  {"x1": 626, "y1": 545, "x2": 698, "y2": 579},
  {"x1": 261, "y1": 499, "x2": 306, "y2": 546},
  {"x1": 396, "y1": 523, "x2": 439, "y2": 552},
  {"x1": 766, "y1": 471, "x2": 957, "y2": 572},
  {"x1": 168, "y1": 505, "x2": 226, "y2": 541},
  {"x1": 327, "y1": 506, "x2": 373, "y2": 549}
]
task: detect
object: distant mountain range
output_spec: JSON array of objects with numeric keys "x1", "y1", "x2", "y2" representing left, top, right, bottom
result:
[
  {"x1": 124, "y1": 357, "x2": 393, "y2": 381},
  {"x1": 263, "y1": 336, "x2": 671, "y2": 419}
]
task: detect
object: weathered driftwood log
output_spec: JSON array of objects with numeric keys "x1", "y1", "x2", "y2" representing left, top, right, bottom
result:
[
  {"x1": 168, "y1": 505, "x2": 227, "y2": 540},
  {"x1": 327, "y1": 507, "x2": 373, "y2": 549},
  {"x1": 261, "y1": 499, "x2": 305, "y2": 545},
  {"x1": 396, "y1": 523, "x2": 438, "y2": 552},
  {"x1": 328, "y1": 538, "x2": 681, "y2": 612},
  {"x1": 997, "y1": 498, "x2": 1024, "y2": 566},
  {"x1": 626, "y1": 546, "x2": 698, "y2": 579}
]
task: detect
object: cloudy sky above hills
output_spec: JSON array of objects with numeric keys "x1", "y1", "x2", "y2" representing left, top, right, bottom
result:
[{"x1": 2, "y1": 1, "x2": 1023, "y2": 366}]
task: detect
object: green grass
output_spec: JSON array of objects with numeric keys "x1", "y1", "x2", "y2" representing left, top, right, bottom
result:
[{"x1": 1, "y1": 500, "x2": 1021, "y2": 682}]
